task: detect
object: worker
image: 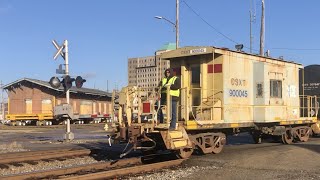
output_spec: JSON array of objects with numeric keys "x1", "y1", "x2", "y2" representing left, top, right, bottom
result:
[{"x1": 157, "y1": 68, "x2": 180, "y2": 130}]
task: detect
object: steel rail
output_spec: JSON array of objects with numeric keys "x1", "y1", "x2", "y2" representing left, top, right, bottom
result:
[
  {"x1": 61, "y1": 159, "x2": 184, "y2": 180},
  {"x1": 0, "y1": 148, "x2": 91, "y2": 164},
  {"x1": 3, "y1": 157, "x2": 142, "y2": 180}
]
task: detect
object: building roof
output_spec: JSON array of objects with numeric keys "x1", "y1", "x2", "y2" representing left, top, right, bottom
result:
[{"x1": 3, "y1": 78, "x2": 112, "y2": 97}]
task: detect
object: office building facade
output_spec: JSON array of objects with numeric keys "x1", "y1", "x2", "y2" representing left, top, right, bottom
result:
[{"x1": 128, "y1": 43, "x2": 175, "y2": 88}]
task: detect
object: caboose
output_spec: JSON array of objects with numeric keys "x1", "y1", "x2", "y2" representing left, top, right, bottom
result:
[{"x1": 107, "y1": 46, "x2": 318, "y2": 158}]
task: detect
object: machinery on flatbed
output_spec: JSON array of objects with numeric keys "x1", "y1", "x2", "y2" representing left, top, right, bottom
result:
[{"x1": 105, "y1": 46, "x2": 319, "y2": 158}]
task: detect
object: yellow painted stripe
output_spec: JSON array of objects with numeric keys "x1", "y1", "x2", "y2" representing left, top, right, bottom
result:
[
  {"x1": 280, "y1": 121, "x2": 289, "y2": 125},
  {"x1": 231, "y1": 123, "x2": 239, "y2": 127}
]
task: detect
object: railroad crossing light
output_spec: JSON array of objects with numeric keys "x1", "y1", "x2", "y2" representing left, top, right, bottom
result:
[
  {"x1": 75, "y1": 76, "x2": 86, "y2": 88},
  {"x1": 62, "y1": 75, "x2": 75, "y2": 90},
  {"x1": 49, "y1": 77, "x2": 61, "y2": 89}
]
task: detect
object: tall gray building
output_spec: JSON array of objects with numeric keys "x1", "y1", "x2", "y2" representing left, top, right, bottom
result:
[{"x1": 128, "y1": 43, "x2": 175, "y2": 88}]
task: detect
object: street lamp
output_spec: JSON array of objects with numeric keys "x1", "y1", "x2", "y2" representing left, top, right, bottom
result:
[
  {"x1": 154, "y1": 16, "x2": 179, "y2": 49},
  {"x1": 154, "y1": 16, "x2": 176, "y2": 27}
]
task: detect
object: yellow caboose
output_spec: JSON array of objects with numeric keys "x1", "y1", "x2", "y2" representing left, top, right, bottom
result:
[{"x1": 108, "y1": 46, "x2": 318, "y2": 159}]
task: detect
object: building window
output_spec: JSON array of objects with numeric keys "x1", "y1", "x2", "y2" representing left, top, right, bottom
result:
[
  {"x1": 270, "y1": 80, "x2": 282, "y2": 98},
  {"x1": 256, "y1": 83, "x2": 263, "y2": 98}
]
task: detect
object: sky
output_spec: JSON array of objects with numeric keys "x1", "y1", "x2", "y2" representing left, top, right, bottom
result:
[{"x1": 0, "y1": 0, "x2": 320, "y2": 91}]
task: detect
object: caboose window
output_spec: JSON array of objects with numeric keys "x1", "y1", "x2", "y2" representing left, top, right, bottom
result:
[
  {"x1": 270, "y1": 80, "x2": 282, "y2": 98},
  {"x1": 256, "y1": 83, "x2": 263, "y2": 97},
  {"x1": 191, "y1": 66, "x2": 200, "y2": 84}
]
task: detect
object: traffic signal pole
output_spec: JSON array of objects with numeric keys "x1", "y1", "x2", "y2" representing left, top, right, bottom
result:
[{"x1": 64, "y1": 40, "x2": 73, "y2": 141}]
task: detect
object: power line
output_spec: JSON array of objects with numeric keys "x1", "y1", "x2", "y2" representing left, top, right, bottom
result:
[
  {"x1": 182, "y1": 1, "x2": 320, "y2": 54},
  {"x1": 271, "y1": 48, "x2": 320, "y2": 51},
  {"x1": 182, "y1": 0, "x2": 259, "y2": 53},
  {"x1": 182, "y1": 1, "x2": 237, "y2": 44}
]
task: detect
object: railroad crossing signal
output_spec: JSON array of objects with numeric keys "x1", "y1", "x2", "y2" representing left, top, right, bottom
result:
[
  {"x1": 49, "y1": 77, "x2": 61, "y2": 89},
  {"x1": 49, "y1": 75, "x2": 86, "y2": 90},
  {"x1": 62, "y1": 75, "x2": 75, "y2": 90},
  {"x1": 75, "y1": 76, "x2": 86, "y2": 88},
  {"x1": 51, "y1": 39, "x2": 74, "y2": 141}
]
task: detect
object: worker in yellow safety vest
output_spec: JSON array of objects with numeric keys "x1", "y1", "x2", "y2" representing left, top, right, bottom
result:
[{"x1": 157, "y1": 68, "x2": 180, "y2": 130}]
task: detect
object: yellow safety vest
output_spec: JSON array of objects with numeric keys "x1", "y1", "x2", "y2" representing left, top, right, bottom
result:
[{"x1": 161, "y1": 76, "x2": 180, "y2": 97}]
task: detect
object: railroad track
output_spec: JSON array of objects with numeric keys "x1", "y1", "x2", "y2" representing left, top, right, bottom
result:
[
  {"x1": 0, "y1": 148, "x2": 92, "y2": 165},
  {"x1": 1, "y1": 152, "x2": 185, "y2": 180}
]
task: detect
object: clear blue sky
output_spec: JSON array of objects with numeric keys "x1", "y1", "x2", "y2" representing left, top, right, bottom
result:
[{"x1": 0, "y1": 0, "x2": 319, "y2": 90}]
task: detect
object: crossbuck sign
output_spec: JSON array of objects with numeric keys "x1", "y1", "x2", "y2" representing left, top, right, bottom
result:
[{"x1": 52, "y1": 40, "x2": 66, "y2": 60}]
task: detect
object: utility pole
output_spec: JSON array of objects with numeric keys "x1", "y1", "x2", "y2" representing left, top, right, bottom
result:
[
  {"x1": 259, "y1": 0, "x2": 265, "y2": 56},
  {"x1": 154, "y1": 0, "x2": 179, "y2": 49},
  {"x1": 107, "y1": 80, "x2": 109, "y2": 93},
  {"x1": 176, "y1": 0, "x2": 179, "y2": 49},
  {"x1": 0, "y1": 81, "x2": 3, "y2": 120},
  {"x1": 250, "y1": 0, "x2": 256, "y2": 53}
]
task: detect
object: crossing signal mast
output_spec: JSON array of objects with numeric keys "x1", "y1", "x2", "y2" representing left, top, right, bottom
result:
[{"x1": 49, "y1": 40, "x2": 86, "y2": 141}]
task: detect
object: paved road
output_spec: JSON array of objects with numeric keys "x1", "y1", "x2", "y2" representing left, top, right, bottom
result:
[{"x1": 183, "y1": 134, "x2": 320, "y2": 180}]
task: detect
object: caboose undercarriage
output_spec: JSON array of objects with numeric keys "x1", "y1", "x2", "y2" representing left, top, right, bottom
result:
[{"x1": 108, "y1": 118, "x2": 315, "y2": 159}]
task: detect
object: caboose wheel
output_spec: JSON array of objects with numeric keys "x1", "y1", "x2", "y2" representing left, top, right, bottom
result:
[
  {"x1": 211, "y1": 140, "x2": 224, "y2": 154},
  {"x1": 299, "y1": 128, "x2": 310, "y2": 142},
  {"x1": 176, "y1": 148, "x2": 193, "y2": 159},
  {"x1": 300, "y1": 132, "x2": 310, "y2": 142},
  {"x1": 281, "y1": 129, "x2": 293, "y2": 144}
]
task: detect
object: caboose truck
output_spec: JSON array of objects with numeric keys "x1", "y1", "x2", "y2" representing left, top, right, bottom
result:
[{"x1": 106, "y1": 46, "x2": 318, "y2": 159}]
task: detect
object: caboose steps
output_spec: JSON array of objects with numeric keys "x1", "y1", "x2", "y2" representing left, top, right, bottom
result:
[{"x1": 159, "y1": 127, "x2": 192, "y2": 150}]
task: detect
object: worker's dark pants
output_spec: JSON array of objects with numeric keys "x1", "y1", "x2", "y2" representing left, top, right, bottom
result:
[
  {"x1": 157, "y1": 97, "x2": 178, "y2": 129},
  {"x1": 170, "y1": 99, "x2": 177, "y2": 129}
]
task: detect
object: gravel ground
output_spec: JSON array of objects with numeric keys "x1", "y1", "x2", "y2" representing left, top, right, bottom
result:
[
  {"x1": 129, "y1": 165, "x2": 221, "y2": 180},
  {"x1": 0, "y1": 141, "x2": 30, "y2": 154},
  {"x1": 0, "y1": 156, "x2": 102, "y2": 176}
]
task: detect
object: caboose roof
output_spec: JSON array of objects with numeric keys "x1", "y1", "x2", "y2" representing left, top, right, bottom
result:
[{"x1": 160, "y1": 46, "x2": 303, "y2": 67}]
